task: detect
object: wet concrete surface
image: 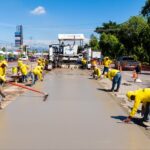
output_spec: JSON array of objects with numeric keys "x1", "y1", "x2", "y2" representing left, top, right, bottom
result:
[{"x1": 0, "y1": 69, "x2": 150, "y2": 150}]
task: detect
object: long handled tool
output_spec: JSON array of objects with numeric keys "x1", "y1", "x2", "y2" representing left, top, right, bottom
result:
[{"x1": 7, "y1": 82, "x2": 49, "y2": 101}]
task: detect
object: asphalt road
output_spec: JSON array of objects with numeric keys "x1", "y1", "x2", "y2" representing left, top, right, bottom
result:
[{"x1": 0, "y1": 69, "x2": 149, "y2": 150}]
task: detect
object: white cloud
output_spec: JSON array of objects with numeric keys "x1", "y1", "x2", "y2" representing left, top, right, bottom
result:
[{"x1": 30, "y1": 6, "x2": 46, "y2": 15}]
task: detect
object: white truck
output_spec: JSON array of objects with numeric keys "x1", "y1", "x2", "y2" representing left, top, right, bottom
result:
[{"x1": 58, "y1": 34, "x2": 85, "y2": 62}]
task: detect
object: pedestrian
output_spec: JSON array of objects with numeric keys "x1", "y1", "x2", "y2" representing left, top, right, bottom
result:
[
  {"x1": 106, "y1": 69, "x2": 122, "y2": 92},
  {"x1": 123, "y1": 88, "x2": 150, "y2": 127},
  {"x1": 102, "y1": 57, "x2": 112, "y2": 75},
  {"x1": 0, "y1": 60, "x2": 8, "y2": 108}
]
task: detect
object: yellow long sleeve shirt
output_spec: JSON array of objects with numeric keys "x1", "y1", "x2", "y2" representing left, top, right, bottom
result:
[
  {"x1": 94, "y1": 68, "x2": 101, "y2": 77},
  {"x1": 33, "y1": 66, "x2": 43, "y2": 81},
  {"x1": 0, "y1": 67, "x2": 6, "y2": 82},
  {"x1": 107, "y1": 69, "x2": 119, "y2": 80},
  {"x1": 103, "y1": 59, "x2": 112, "y2": 67},
  {"x1": 128, "y1": 88, "x2": 150, "y2": 117}
]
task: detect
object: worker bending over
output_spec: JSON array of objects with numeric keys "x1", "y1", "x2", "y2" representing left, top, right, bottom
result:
[
  {"x1": 0, "y1": 60, "x2": 8, "y2": 108},
  {"x1": 124, "y1": 88, "x2": 150, "y2": 127},
  {"x1": 92, "y1": 65, "x2": 101, "y2": 80},
  {"x1": 31, "y1": 66, "x2": 44, "y2": 85},
  {"x1": 106, "y1": 69, "x2": 121, "y2": 92},
  {"x1": 18, "y1": 60, "x2": 30, "y2": 83},
  {"x1": 102, "y1": 57, "x2": 112, "y2": 75}
]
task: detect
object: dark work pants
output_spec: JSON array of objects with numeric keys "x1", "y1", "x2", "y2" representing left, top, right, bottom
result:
[
  {"x1": 102, "y1": 67, "x2": 109, "y2": 75},
  {"x1": 111, "y1": 73, "x2": 122, "y2": 91},
  {"x1": 143, "y1": 102, "x2": 150, "y2": 122}
]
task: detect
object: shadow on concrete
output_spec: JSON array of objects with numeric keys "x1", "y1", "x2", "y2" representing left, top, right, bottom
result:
[
  {"x1": 141, "y1": 72, "x2": 150, "y2": 75},
  {"x1": 97, "y1": 88, "x2": 111, "y2": 92},
  {"x1": 111, "y1": 115, "x2": 146, "y2": 127},
  {"x1": 88, "y1": 77, "x2": 94, "y2": 80}
]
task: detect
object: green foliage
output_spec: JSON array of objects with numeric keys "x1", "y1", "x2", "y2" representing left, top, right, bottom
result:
[
  {"x1": 1, "y1": 47, "x2": 6, "y2": 52},
  {"x1": 0, "y1": 55, "x2": 5, "y2": 61},
  {"x1": 95, "y1": 21, "x2": 120, "y2": 35},
  {"x1": 141, "y1": 0, "x2": 150, "y2": 23},
  {"x1": 95, "y1": 15, "x2": 150, "y2": 64},
  {"x1": 99, "y1": 33, "x2": 124, "y2": 58},
  {"x1": 89, "y1": 34, "x2": 100, "y2": 51}
]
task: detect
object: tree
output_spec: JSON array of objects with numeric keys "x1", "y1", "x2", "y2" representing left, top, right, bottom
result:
[
  {"x1": 1, "y1": 47, "x2": 6, "y2": 52},
  {"x1": 89, "y1": 34, "x2": 100, "y2": 51},
  {"x1": 118, "y1": 16, "x2": 148, "y2": 56},
  {"x1": 99, "y1": 33, "x2": 124, "y2": 58},
  {"x1": 95, "y1": 21, "x2": 120, "y2": 35},
  {"x1": 140, "y1": 25, "x2": 150, "y2": 64},
  {"x1": 141, "y1": 0, "x2": 150, "y2": 23}
]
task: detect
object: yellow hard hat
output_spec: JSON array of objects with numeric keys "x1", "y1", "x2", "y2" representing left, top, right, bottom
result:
[{"x1": 126, "y1": 91, "x2": 135, "y2": 100}]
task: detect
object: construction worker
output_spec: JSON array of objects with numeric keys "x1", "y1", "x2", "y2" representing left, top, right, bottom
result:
[
  {"x1": 18, "y1": 60, "x2": 30, "y2": 83},
  {"x1": 106, "y1": 69, "x2": 122, "y2": 92},
  {"x1": 31, "y1": 66, "x2": 43, "y2": 85},
  {"x1": 0, "y1": 60, "x2": 8, "y2": 108},
  {"x1": 102, "y1": 57, "x2": 112, "y2": 75},
  {"x1": 12, "y1": 66, "x2": 18, "y2": 75},
  {"x1": 92, "y1": 65, "x2": 101, "y2": 80},
  {"x1": 81, "y1": 58, "x2": 87, "y2": 69},
  {"x1": 124, "y1": 88, "x2": 150, "y2": 127}
]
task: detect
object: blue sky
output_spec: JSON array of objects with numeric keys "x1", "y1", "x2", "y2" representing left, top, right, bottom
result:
[{"x1": 0, "y1": 0, "x2": 146, "y2": 44}]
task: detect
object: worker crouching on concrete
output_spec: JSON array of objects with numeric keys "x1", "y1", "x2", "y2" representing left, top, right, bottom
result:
[
  {"x1": 106, "y1": 69, "x2": 122, "y2": 92},
  {"x1": 0, "y1": 60, "x2": 8, "y2": 108},
  {"x1": 92, "y1": 65, "x2": 101, "y2": 80},
  {"x1": 124, "y1": 88, "x2": 150, "y2": 127},
  {"x1": 102, "y1": 57, "x2": 112, "y2": 75}
]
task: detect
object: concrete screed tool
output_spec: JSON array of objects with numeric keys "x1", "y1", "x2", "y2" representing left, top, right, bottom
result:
[{"x1": 8, "y1": 82, "x2": 49, "y2": 101}]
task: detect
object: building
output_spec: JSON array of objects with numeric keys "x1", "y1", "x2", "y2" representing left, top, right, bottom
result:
[{"x1": 15, "y1": 25, "x2": 23, "y2": 48}]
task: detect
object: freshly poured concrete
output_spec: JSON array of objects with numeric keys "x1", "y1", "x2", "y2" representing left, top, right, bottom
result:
[{"x1": 0, "y1": 69, "x2": 149, "y2": 150}]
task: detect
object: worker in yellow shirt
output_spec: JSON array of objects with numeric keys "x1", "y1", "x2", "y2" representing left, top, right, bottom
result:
[
  {"x1": 31, "y1": 66, "x2": 43, "y2": 85},
  {"x1": 18, "y1": 60, "x2": 29, "y2": 83},
  {"x1": 102, "y1": 57, "x2": 112, "y2": 75},
  {"x1": 124, "y1": 88, "x2": 150, "y2": 127},
  {"x1": 81, "y1": 58, "x2": 87, "y2": 69},
  {"x1": 0, "y1": 60, "x2": 8, "y2": 108},
  {"x1": 106, "y1": 69, "x2": 121, "y2": 92},
  {"x1": 92, "y1": 65, "x2": 101, "y2": 80}
]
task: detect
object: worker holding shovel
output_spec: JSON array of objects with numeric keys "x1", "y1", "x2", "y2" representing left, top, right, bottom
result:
[
  {"x1": 0, "y1": 60, "x2": 8, "y2": 108},
  {"x1": 123, "y1": 88, "x2": 150, "y2": 127}
]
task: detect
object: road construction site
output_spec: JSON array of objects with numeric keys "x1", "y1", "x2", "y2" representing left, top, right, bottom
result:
[{"x1": 0, "y1": 65, "x2": 150, "y2": 150}]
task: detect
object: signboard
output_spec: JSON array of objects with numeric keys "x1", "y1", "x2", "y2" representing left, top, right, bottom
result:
[{"x1": 58, "y1": 34, "x2": 85, "y2": 40}]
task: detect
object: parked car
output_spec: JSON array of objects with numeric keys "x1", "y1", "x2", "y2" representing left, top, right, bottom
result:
[
  {"x1": 7, "y1": 56, "x2": 18, "y2": 62},
  {"x1": 19, "y1": 56, "x2": 29, "y2": 61},
  {"x1": 29, "y1": 56, "x2": 37, "y2": 62},
  {"x1": 115, "y1": 56, "x2": 140, "y2": 70}
]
